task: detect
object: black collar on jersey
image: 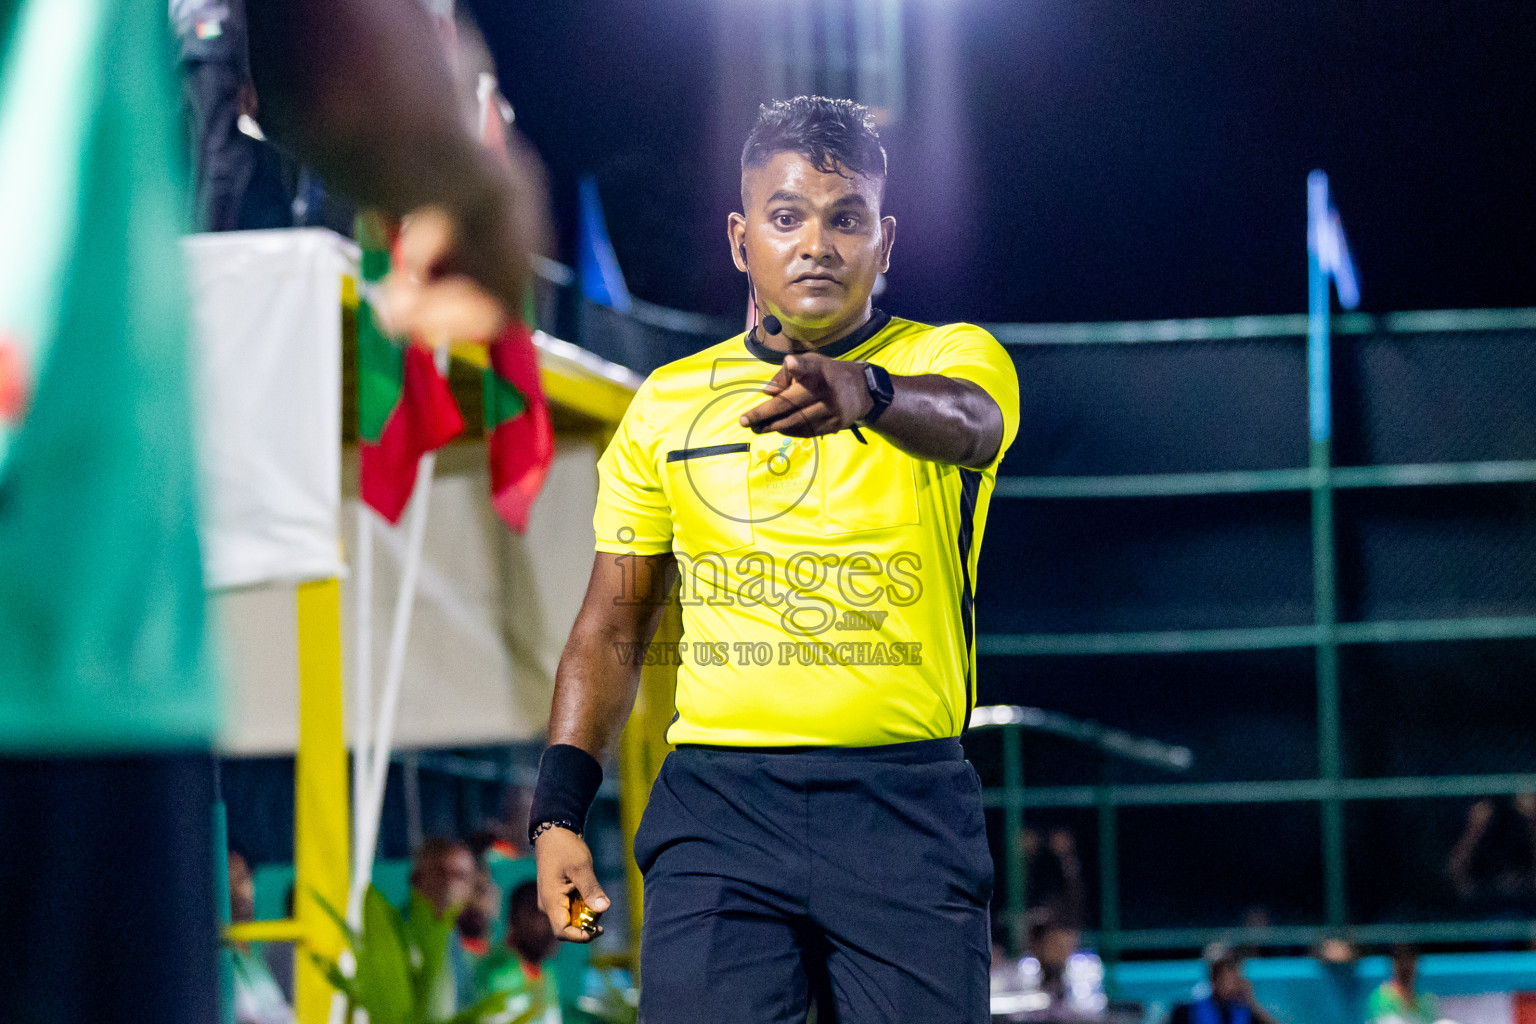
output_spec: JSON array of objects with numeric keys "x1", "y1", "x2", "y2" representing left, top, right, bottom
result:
[{"x1": 744, "y1": 308, "x2": 891, "y2": 365}]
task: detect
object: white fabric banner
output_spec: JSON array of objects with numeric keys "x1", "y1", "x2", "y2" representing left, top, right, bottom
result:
[
  {"x1": 214, "y1": 439, "x2": 599, "y2": 754},
  {"x1": 185, "y1": 228, "x2": 353, "y2": 589}
]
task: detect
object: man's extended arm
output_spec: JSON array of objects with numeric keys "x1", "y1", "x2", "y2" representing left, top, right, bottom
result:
[
  {"x1": 862, "y1": 372, "x2": 1005, "y2": 468},
  {"x1": 245, "y1": 0, "x2": 547, "y2": 313},
  {"x1": 739, "y1": 352, "x2": 1005, "y2": 469},
  {"x1": 534, "y1": 551, "x2": 676, "y2": 942}
]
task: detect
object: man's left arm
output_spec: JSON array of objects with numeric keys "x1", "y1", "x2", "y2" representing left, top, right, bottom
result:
[
  {"x1": 739, "y1": 341, "x2": 1016, "y2": 469},
  {"x1": 858, "y1": 370, "x2": 1004, "y2": 468}
]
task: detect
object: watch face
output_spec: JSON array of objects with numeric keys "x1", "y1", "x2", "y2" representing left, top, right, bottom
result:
[
  {"x1": 863, "y1": 363, "x2": 893, "y2": 423},
  {"x1": 865, "y1": 364, "x2": 893, "y2": 399}
]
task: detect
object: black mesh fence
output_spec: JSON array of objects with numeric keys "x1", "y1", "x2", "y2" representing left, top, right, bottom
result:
[{"x1": 960, "y1": 317, "x2": 1536, "y2": 951}]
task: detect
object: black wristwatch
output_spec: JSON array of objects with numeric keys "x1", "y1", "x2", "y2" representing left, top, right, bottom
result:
[{"x1": 861, "y1": 362, "x2": 894, "y2": 424}]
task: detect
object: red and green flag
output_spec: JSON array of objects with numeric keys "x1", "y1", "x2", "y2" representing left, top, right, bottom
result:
[
  {"x1": 484, "y1": 317, "x2": 552, "y2": 533},
  {"x1": 356, "y1": 232, "x2": 464, "y2": 525},
  {"x1": 476, "y1": 73, "x2": 554, "y2": 534},
  {"x1": 353, "y1": 75, "x2": 555, "y2": 533}
]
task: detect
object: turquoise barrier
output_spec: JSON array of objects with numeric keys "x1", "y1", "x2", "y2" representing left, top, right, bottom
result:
[{"x1": 1112, "y1": 951, "x2": 1536, "y2": 1024}]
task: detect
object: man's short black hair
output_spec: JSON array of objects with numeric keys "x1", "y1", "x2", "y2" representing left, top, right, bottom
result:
[
  {"x1": 1204, "y1": 943, "x2": 1242, "y2": 976},
  {"x1": 508, "y1": 880, "x2": 540, "y2": 918},
  {"x1": 410, "y1": 835, "x2": 469, "y2": 871},
  {"x1": 741, "y1": 96, "x2": 887, "y2": 185}
]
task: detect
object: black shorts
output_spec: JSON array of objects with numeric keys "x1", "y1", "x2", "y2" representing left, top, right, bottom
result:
[
  {"x1": 634, "y1": 738, "x2": 993, "y2": 1024},
  {"x1": 0, "y1": 751, "x2": 218, "y2": 1024}
]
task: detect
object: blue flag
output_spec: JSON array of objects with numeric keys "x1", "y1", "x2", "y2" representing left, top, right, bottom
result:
[
  {"x1": 1306, "y1": 170, "x2": 1361, "y2": 444},
  {"x1": 1308, "y1": 170, "x2": 1359, "y2": 311},
  {"x1": 577, "y1": 174, "x2": 632, "y2": 312}
]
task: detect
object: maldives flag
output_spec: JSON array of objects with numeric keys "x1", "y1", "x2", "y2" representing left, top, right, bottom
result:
[
  {"x1": 475, "y1": 73, "x2": 554, "y2": 534},
  {"x1": 356, "y1": 241, "x2": 464, "y2": 524},
  {"x1": 485, "y1": 319, "x2": 552, "y2": 533}
]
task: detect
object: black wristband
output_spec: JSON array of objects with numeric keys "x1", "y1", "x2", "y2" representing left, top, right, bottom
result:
[{"x1": 529, "y1": 744, "x2": 603, "y2": 845}]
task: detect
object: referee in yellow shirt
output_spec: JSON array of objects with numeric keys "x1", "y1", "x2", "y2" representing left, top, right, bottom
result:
[{"x1": 531, "y1": 96, "x2": 1020, "y2": 1023}]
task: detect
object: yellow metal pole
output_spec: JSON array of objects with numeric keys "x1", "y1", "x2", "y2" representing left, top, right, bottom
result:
[
  {"x1": 227, "y1": 919, "x2": 308, "y2": 944},
  {"x1": 294, "y1": 578, "x2": 350, "y2": 1024},
  {"x1": 618, "y1": 584, "x2": 681, "y2": 964}
]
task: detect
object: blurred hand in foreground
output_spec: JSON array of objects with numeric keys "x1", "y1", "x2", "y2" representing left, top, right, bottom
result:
[
  {"x1": 382, "y1": 132, "x2": 551, "y2": 348},
  {"x1": 380, "y1": 207, "x2": 506, "y2": 347}
]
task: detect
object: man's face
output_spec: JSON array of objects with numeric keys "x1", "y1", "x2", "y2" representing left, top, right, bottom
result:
[
  {"x1": 456, "y1": 868, "x2": 502, "y2": 940},
  {"x1": 730, "y1": 151, "x2": 895, "y2": 342},
  {"x1": 1211, "y1": 963, "x2": 1244, "y2": 1002},
  {"x1": 413, "y1": 847, "x2": 476, "y2": 914}
]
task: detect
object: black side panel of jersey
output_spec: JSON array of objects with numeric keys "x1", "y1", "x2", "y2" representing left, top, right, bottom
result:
[{"x1": 957, "y1": 469, "x2": 982, "y2": 731}]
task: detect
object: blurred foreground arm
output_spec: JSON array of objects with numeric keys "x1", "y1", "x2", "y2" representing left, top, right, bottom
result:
[
  {"x1": 535, "y1": 552, "x2": 676, "y2": 942},
  {"x1": 246, "y1": 0, "x2": 548, "y2": 315}
]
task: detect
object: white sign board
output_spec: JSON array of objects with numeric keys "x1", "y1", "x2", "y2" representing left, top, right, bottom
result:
[{"x1": 184, "y1": 228, "x2": 351, "y2": 589}]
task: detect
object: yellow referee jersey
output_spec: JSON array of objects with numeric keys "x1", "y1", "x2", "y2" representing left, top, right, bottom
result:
[{"x1": 594, "y1": 310, "x2": 1019, "y2": 747}]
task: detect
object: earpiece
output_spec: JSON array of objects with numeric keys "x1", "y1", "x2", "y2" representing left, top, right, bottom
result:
[{"x1": 740, "y1": 243, "x2": 781, "y2": 336}]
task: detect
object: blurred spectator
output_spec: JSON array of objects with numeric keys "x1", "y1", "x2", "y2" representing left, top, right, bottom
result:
[
  {"x1": 457, "y1": 862, "x2": 504, "y2": 958},
  {"x1": 1447, "y1": 794, "x2": 1536, "y2": 911},
  {"x1": 173, "y1": 1, "x2": 353, "y2": 234},
  {"x1": 410, "y1": 837, "x2": 479, "y2": 1016},
  {"x1": 476, "y1": 881, "x2": 562, "y2": 1023},
  {"x1": 985, "y1": 908, "x2": 1107, "y2": 1019},
  {"x1": 1021, "y1": 827, "x2": 1087, "y2": 929},
  {"x1": 1366, "y1": 946, "x2": 1439, "y2": 1024},
  {"x1": 1315, "y1": 937, "x2": 1358, "y2": 965},
  {"x1": 225, "y1": 85, "x2": 302, "y2": 231},
  {"x1": 171, "y1": 0, "x2": 253, "y2": 230},
  {"x1": 1029, "y1": 911, "x2": 1083, "y2": 1007},
  {"x1": 1169, "y1": 946, "x2": 1276, "y2": 1024},
  {"x1": 227, "y1": 852, "x2": 293, "y2": 1024},
  {"x1": 412, "y1": 836, "x2": 478, "y2": 915}
]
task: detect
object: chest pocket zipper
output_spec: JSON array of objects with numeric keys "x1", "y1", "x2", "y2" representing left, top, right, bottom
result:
[{"x1": 666, "y1": 443, "x2": 751, "y2": 463}]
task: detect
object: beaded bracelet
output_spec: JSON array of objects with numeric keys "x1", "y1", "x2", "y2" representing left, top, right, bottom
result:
[{"x1": 530, "y1": 819, "x2": 582, "y2": 844}]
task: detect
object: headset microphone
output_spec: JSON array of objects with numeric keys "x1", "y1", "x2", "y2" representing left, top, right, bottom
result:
[{"x1": 741, "y1": 242, "x2": 783, "y2": 337}]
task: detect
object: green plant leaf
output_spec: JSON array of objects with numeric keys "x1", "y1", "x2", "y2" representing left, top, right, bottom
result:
[
  {"x1": 308, "y1": 885, "x2": 362, "y2": 951},
  {"x1": 406, "y1": 889, "x2": 457, "y2": 1014},
  {"x1": 357, "y1": 885, "x2": 415, "y2": 1024},
  {"x1": 306, "y1": 950, "x2": 361, "y2": 1004},
  {"x1": 581, "y1": 968, "x2": 639, "y2": 1024},
  {"x1": 437, "y1": 990, "x2": 539, "y2": 1024}
]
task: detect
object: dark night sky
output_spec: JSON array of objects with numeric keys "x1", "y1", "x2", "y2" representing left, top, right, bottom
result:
[{"x1": 467, "y1": 0, "x2": 1535, "y2": 325}]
